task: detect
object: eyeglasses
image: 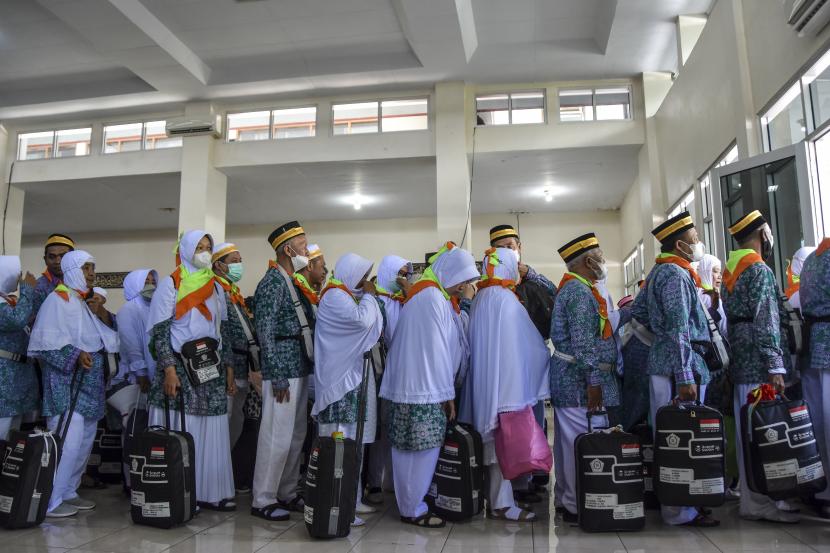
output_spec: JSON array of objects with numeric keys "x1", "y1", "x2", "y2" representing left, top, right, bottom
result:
[{"x1": 398, "y1": 272, "x2": 413, "y2": 279}]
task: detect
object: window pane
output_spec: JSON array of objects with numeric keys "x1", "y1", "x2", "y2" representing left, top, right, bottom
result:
[
  {"x1": 333, "y1": 102, "x2": 379, "y2": 135},
  {"x1": 17, "y1": 131, "x2": 54, "y2": 160},
  {"x1": 809, "y1": 63, "x2": 830, "y2": 129},
  {"x1": 55, "y1": 128, "x2": 91, "y2": 158},
  {"x1": 381, "y1": 99, "x2": 428, "y2": 132},
  {"x1": 559, "y1": 89, "x2": 593, "y2": 121},
  {"x1": 476, "y1": 94, "x2": 509, "y2": 126},
  {"x1": 700, "y1": 174, "x2": 712, "y2": 218},
  {"x1": 103, "y1": 123, "x2": 142, "y2": 154},
  {"x1": 721, "y1": 145, "x2": 739, "y2": 166},
  {"x1": 762, "y1": 85, "x2": 806, "y2": 151},
  {"x1": 144, "y1": 121, "x2": 181, "y2": 149},
  {"x1": 510, "y1": 92, "x2": 545, "y2": 124},
  {"x1": 595, "y1": 87, "x2": 630, "y2": 120},
  {"x1": 272, "y1": 107, "x2": 316, "y2": 139},
  {"x1": 227, "y1": 111, "x2": 270, "y2": 142}
]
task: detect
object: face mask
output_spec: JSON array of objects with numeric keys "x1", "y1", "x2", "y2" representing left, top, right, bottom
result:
[
  {"x1": 192, "y1": 251, "x2": 212, "y2": 269},
  {"x1": 589, "y1": 258, "x2": 608, "y2": 281},
  {"x1": 291, "y1": 255, "x2": 309, "y2": 273},
  {"x1": 226, "y1": 262, "x2": 244, "y2": 283},
  {"x1": 140, "y1": 284, "x2": 155, "y2": 300},
  {"x1": 761, "y1": 230, "x2": 775, "y2": 261},
  {"x1": 386, "y1": 280, "x2": 401, "y2": 294},
  {"x1": 681, "y1": 240, "x2": 705, "y2": 263}
]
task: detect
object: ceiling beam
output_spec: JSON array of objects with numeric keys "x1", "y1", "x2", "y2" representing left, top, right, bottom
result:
[{"x1": 392, "y1": 0, "x2": 478, "y2": 69}]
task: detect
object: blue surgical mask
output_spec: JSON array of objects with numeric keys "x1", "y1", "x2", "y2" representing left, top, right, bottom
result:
[
  {"x1": 226, "y1": 262, "x2": 244, "y2": 283},
  {"x1": 386, "y1": 280, "x2": 401, "y2": 294}
]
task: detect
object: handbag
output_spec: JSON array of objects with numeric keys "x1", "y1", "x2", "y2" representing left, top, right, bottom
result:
[
  {"x1": 178, "y1": 337, "x2": 221, "y2": 386},
  {"x1": 494, "y1": 405, "x2": 552, "y2": 480}
]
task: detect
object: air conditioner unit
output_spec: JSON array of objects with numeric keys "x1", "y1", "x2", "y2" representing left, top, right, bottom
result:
[
  {"x1": 165, "y1": 115, "x2": 222, "y2": 138},
  {"x1": 788, "y1": 0, "x2": 830, "y2": 37}
]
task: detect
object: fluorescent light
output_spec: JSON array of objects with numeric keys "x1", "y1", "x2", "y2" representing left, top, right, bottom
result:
[
  {"x1": 544, "y1": 189, "x2": 553, "y2": 202},
  {"x1": 345, "y1": 193, "x2": 369, "y2": 210}
]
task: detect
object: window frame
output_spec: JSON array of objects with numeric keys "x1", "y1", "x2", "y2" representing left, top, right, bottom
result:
[
  {"x1": 557, "y1": 85, "x2": 633, "y2": 123},
  {"x1": 698, "y1": 142, "x2": 739, "y2": 251},
  {"x1": 270, "y1": 105, "x2": 319, "y2": 140},
  {"x1": 667, "y1": 187, "x2": 695, "y2": 219},
  {"x1": 331, "y1": 96, "x2": 431, "y2": 136},
  {"x1": 16, "y1": 126, "x2": 93, "y2": 161},
  {"x1": 474, "y1": 90, "x2": 547, "y2": 127},
  {"x1": 225, "y1": 108, "x2": 276, "y2": 143},
  {"x1": 101, "y1": 119, "x2": 182, "y2": 154},
  {"x1": 622, "y1": 240, "x2": 645, "y2": 296}
]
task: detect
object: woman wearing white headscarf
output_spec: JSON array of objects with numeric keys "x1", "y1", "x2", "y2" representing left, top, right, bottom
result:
[
  {"x1": 312, "y1": 253, "x2": 383, "y2": 525},
  {"x1": 118, "y1": 269, "x2": 158, "y2": 390},
  {"x1": 379, "y1": 244, "x2": 479, "y2": 528},
  {"x1": 462, "y1": 247, "x2": 548, "y2": 522},
  {"x1": 786, "y1": 246, "x2": 816, "y2": 309},
  {"x1": 375, "y1": 254, "x2": 413, "y2": 343},
  {"x1": 696, "y1": 253, "x2": 727, "y2": 336},
  {"x1": 146, "y1": 230, "x2": 235, "y2": 511},
  {"x1": 29, "y1": 250, "x2": 119, "y2": 517},
  {"x1": 0, "y1": 257, "x2": 38, "y2": 441}
]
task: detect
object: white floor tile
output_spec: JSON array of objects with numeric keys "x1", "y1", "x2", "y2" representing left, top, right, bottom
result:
[
  {"x1": 75, "y1": 525, "x2": 194, "y2": 553},
  {"x1": 165, "y1": 533, "x2": 272, "y2": 553},
  {"x1": 10, "y1": 525, "x2": 120, "y2": 549}
]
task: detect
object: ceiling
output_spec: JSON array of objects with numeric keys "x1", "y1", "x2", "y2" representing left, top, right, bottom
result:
[{"x1": 0, "y1": 0, "x2": 713, "y2": 119}]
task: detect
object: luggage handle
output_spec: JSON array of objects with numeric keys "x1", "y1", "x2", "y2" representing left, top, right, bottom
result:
[
  {"x1": 587, "y1": 410, "x2": 609, "y2": 433},
  {"x1": 56, "y1": 361, "x2": 85, "y2": 444},
  {"x1": 672, "y1": 398, "x2": 703, "y2": 408},
  {"x1": 163, "y1": 391, "x2": 187, "y2": 433}
]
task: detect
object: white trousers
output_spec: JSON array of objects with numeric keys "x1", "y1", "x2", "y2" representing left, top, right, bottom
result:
[
  {"x1": 252, "y1": 377, "x2": 308, "y2": 508},
  {"x1": 0, "y1": 415, "x2": 21, "y2": 441},
  {"x1": 553, "y1": 407, "x2": 608, "y2": 515},
  {"x1": 649, "y1": 375, "x2": 707, "y2": 525},
  {"x1": 227, "y1": 378, "x2": 249, "y2": 450},
  {"x1": 148, "y1": 407, "x2": 235, "y2": 504},
  {"x1": 390, "y1": 447, "x2": 440, "y2": 518},
  {"x1": 47, "y1": 413, "x2": 97, "y2": 512},
  {"x1": 482, "y1": 440, "x2": 516, "y2": 511},
  {"x1": 803, "y1": 367, "x2": 830, "y2": 501}
]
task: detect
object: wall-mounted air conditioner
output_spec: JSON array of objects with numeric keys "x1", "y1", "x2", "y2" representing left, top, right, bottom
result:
[
  {"x1": 165, "y1": 115, "x2": 223, "y2": 138},
  {"x1": 788, "y1": 0, "x2": 830, "y2": 37}
]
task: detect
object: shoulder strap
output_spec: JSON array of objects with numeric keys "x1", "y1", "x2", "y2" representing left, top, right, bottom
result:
[
  {"x1": 231, "y1": 301, "x2": 261, "y2": 372},
  {"x1": 276, "y1": 266, "x2": 315, "y2": 362},
  {"x1": 629, "y1": 318, "x2": 655, "y2": 347},
  {"x1": 699, "y1": 296, "x2": 730, "y2": 370}
]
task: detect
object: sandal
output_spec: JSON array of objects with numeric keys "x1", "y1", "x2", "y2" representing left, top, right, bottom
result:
[
  {"x1": 489, "y1": 507, "x2": 537, "y2": 522},
  {"x1": 364, "y1": 487, "x2": 384, "y2": 505},
  {"x1": 278, "y1": 495, "x2": 305, "y2": 513},
  {"x1": 250, "y1": 503, "x2": 290, "y2": 521},
  {"x1": 680, "y1": 513, "x2": 720, "y2": 528},
  {"x1": 400, "y1": 512, "x2": 446, "y2": 528},
  {"x1": 199, "y1": 498, "x2": 236, "y2": 512}
]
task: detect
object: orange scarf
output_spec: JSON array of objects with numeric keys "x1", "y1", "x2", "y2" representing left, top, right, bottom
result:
[
  {"x1": 42, "y1": 270, "x2": 61, "y2": 285},
  {"x1": 785, "y1": 263, "x2": 800, "y2": 299},
  {"x1": 655, "y1": 254, "x2": 702, "y2": 288},
  {"x1": 723, "y1": 251, "x2": 764, "y2": 293},
  {"x1": 293, "y1": 275, "x2": 320, "y2": 305},
  {"x1": 406, "y1": 280, "x2": 461, "y2": 314},
  {"x1": 2, "y1": 295, "x2": 17, "y2": 307},
  {"x1": 217, "y1": 277, "x2": 247, "y2": 310},
  {"x1": 818, "y1": 237, "x2": 830, "y2": 257},
  {"x1": 320, "y1": 280, "x2": 352, "y2": 301},
  {"x1": 377, "y1": 290, "x2": 405, "y2": 303},
  {"x1": 55, "y1": 285, "x2": 90, "y2": 303},
  {"x1": 171, "y1": 266, "x2": 215, "y2": 320},
  {"x1": 557, "y1": 273, "x2": 612, "y2": 340}
]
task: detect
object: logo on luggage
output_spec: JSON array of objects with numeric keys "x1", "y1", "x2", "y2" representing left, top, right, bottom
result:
[
  {"x1": 150, "y1": 447, "x2": 165, "y2": 460},
  {"x1": 132, "y1": 458, "x2": 139, "y2": 472},
  {"x1": 699, "y1": 419, "x2": 720, "y2": 432},
  {"x1": 765, "y1": 428, "x2": 779, "y2": 443},
  {"x1": 666, "y1": 433, "x2": 680, "y2": 448},
  {"x1": 590, "y1": 458, "x2": 604, "y2": 473},
  {"x1": 789, "y1": 405, "x2": 809, "y2": 421}
]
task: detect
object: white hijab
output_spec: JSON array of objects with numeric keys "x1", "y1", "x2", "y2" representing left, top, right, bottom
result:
[
  {"x1": 29, "y1": 250, "x2": 119, "y2": 354},
  {"x1": 696, "y1": 254, "x2": 722, "y2": 290},
  {"x1": 312, "y1": 253, "x2": 383, "y2": 416},
  {"x1": 789, "y1": 246, "x2": 816, "y2": 309},
  {"x1": 147, "y1": 230, "x2": 225, "y2": 351},
  {"x1": 461, "y1": 248, "x2": 550, "y2": 438},
  {"x1": 0, "y1": 256, "x2": 20, "y2": 304},
  {"x1": 118, "y1": 269, "x2": 157, "y2": 377},
  {"x1": 380, "y1": 247, "x2": 479, "y2": 404},
  {"x1": 376, "y1": 254, "x2": 412, "y2": 342}
]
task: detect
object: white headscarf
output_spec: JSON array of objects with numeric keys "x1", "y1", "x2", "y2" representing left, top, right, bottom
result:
[
  {"x1": 147, "y1": 230, "x2": 225, "y2": 351},
  {"x1": 123, "y1": 269, "x2": 156, "y2": 302},
  {"x1": 460, "y1": 248, "x2": 549, "y2": 439},
  {"x1": 93, "y1": 287, "x2": 107, "y2": 298},
  {"x1": 119, "y1": 269, "x2": 158, "y2": 379},
  {"x1": 791, "y1": 246, "x2": 816, "y2": 276},
  {"x1": 696, "y1": 254, "x2": 722, "y2": 290},
  {"x1": 312, "y1": 253, "x2": 383, "y2": 416},
  {"x1": 28, "y1": 250, "x2": 119, "y2": 354},
  {"x1": 379, "y1": 247, "x2": 478, "y2": 404},
  {"x1": 0, "y1": 256, "x2": 20, "y2": 303},
  {"x1": 376, "y1": 254, "x2": 412, "y2": 342}
]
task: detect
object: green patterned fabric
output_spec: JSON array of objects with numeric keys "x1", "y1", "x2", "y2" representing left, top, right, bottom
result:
[
  {"x1": 317, "y1": 386, "x2": 359, "y2": 424},
  {"x1": 386, "y1": 401, "x2": 446, "y2": 451}
]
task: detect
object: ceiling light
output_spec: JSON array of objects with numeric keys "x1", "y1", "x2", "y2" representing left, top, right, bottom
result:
[
  {"x1": 346, "y1": 193, "x2": 369, "y2": 210},
  {"x1": 543, "y1": 189, "x2": 554, "y2": 202}
]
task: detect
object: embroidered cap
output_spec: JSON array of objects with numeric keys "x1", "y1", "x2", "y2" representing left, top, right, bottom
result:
[
  {"x1": 212, "y1": 242, "x2": 239, "y2": 263},
  {"x1": 652, "y1": 211, "x2": 694, "y2": 244},
  {"x1": 558, "y1": 233, "x2": 600, "y2": 263},
  {"x1": 45, "y1": 233, "x2": 75, "y2": 251},
  {"x1": 308, "y1": 244, "x2": 323, "y2": 260},
  {"x1": 729, "y1": 210, "x2": 767, "y2": 242},
  {"x1": 268, "y1": 221, "x2": 304, "y2": 250},
  {"x1": 489, "y1": 224, "x2": 519, "y2": 245}
]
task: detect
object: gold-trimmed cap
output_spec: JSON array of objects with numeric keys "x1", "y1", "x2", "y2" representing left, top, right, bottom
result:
[
  {"x1": 652, "y1": 211, "x2": 695, "y2": 244},
  {"x1": 212, "y1": 242, "x2": 239, "y2": 263},
  {"x1": 308, "y1": 243, "x2": 323, "y2": 260},
  {"x1": 729, "y1": 210, "x2": 767, "y2": 242},
  {"x1": 489, "y1": 224, "x2": 519, "y2": 245},
  {"x1": 268, "y1": 221, "x2": 304, "y2": 250},
  {"x1": 45, "y1": 233, "x2": 75, "y2": 250},
  {"x1": 558, "y1": 233, "x2": 600, "y2": 263}
]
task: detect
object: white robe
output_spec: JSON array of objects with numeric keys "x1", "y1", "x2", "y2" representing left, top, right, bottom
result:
[{"x1": 118, "y1": 269, "x2": 157, "y2": 380}]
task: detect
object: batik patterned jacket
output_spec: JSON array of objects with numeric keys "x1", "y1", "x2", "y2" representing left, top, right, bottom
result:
[
  {"x1": 800, "y1": 243, "x2": 830, "y2": 370},
  {"x1": 35, "y1": 346, "x2": 107, "y2": 420},
  {"x1": 32, "y1": 272, "x2": 59, "y2": 318},
  {"x1": 0, "y1": 284, "x2": 39, "y2": 417},
  {"x1": 525, "y1": 266, "x2": 557, "y2": 297},
  {"x1": 220, "y1": 289, "x2": 254, "y2": 381},
  {"x1": 549, "y1": 277, "x2": 618, "y2": 408}
]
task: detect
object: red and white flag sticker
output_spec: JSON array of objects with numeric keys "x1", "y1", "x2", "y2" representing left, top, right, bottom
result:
[
  {"x1": 789, "y1": 405, "x2": 809, "y2": 421},
  {"x1": 700, "y1": 419, "x2": 720, "y2": 431},
  {"x1": 621, "y1": 443, "x2": 640, "y2": 456}
]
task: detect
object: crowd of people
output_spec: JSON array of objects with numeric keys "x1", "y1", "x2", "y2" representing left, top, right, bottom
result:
[{"x1": 0, "y1": 210, "x2": 829, "y2": 531}]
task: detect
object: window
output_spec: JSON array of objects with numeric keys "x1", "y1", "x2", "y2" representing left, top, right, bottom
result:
[
  {"x1": 333, "y1": 102, "x2": 379, "y2": 135},
  {"x1": 559, "y1": 86, "x2": 631, "y2": 122},
  {"x1": 668, "y1": 188, "x2": 695, "y2": 219},
  {"x1": 272, "y1": 107, "x2": 316, "y2": 139},
  {"x1": 381, "y1": 99, "x2": 428, "y2": 132},
  {"x1": 144, "y1": 121, "x2": 182, "y2": 150},
  {"x1": 103, "y1": 121, "x2": 181, "y2": 153},
  {"x1": 475, "y1": 91, "x2": 545, "y2": 126},
  {"x1": 623, "y1": 241, "x2": 645, "y2": 296},
  {"x1": 699, "y1": 144, "x2": 739, "y2": 251},
  {"x1": 17, "y1": 127, "x2": 91, "y2": 161},
  {"x1": 227, "y1": 111, "x2": 270, "y2": 142},
  {"x1": 761, "y1": 83, "x2": 806, "y2": 151}
]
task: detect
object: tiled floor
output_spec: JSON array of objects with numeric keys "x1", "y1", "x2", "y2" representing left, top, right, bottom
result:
[{"x1": 4, "y1": 486, "x2": 830, "y2": 553}]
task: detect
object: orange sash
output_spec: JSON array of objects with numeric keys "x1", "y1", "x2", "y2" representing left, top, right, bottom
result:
[
  {"x1": 217, "y1": 277, "x2": 247, "y2": 310},
  {"x1": 785, "y1": 263, "x2": 800, "y2": 299},
  {"x1": 294, "y1": 276, "x2": 320, "y2": 305},
  {"x1": 171, "y1": 267, "x2": 215, "y2": 320},
  {"x1": 723, "y1": 252, "x2": 764, "y2": 293},
  {"x1": 406, "y1": 280, "x2": 460, "y2": 314},
  {"x1": 320, "y1": 281, "x2": 353, "y2": 301},
  {"x1": 557, "y1": 273, "x2": 612, "y2": 340},
  {"x1": 655, "y1": 254, "x2": 702, "y2": 288},
  {"x1": 817, "y1": 237, "x2": 830, "y2": 257}
]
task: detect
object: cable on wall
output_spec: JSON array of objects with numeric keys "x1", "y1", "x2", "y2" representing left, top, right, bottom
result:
[
  {"x1": 458, "y1": 127, "x2": 477, "y2": 249},
  {"x1": 2, "y1": 161, "x2": 15, "y2": 255}
]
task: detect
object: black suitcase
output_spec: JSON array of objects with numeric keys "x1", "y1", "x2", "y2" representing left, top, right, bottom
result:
[
  {"x1": 740, "y1": 396, "x2": 826, "y2": 500},
  {"x1": 0, "y1": 367, "x2": 82, "y2": 529},
  {"x1": 304, "y1": 352, "x2": 372, "y2": 539},
  {"x1": 123, "y1": 400, "x2": 149, "y2": 474},
  {"x1": 426, "y1": 422, "x2": 484, "y2": 521},
  {"x1": 575, "y1": 412, "x2": 645, "y2": 532},
  {"x1": 654, "y1": 402, "x2": 725, "y2": 507},
  {"x1": 632, "y1": 423, "x2": 659, "y2": 510},
  {"x1": 129, "y1": 394, "x2": 196, "y2": 529},
  {"x1": 86, "y1": 421, "x2": 123, "y2": 484}
]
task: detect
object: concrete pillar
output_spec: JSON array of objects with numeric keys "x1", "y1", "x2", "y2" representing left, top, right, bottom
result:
[
  {"x1": 676, "y1": 14, "x2": 708, "y2": 68},
  {"x1": 177, "y1": 103, "x2": 227, "y2": 243},
  {"x1": 434, "y1": 81, "x2": 472, "y2": 251},
  {"x1": 0, "y1": 124, "x2": 25, "y2": 255}
]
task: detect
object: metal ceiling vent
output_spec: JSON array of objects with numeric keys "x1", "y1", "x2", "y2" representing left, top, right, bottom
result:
[{"x1": 788, "y1": 0, "x2": 830, "y2": 37}]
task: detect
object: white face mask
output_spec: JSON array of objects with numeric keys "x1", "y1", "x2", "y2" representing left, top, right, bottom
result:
[
  {"x1": 589, "y1": 258, "x2": 608, "y2": 281},
  {"x1": 140, "y1": 284, "x2": 156, "y2": 300},
  {"x1": 291, "y1": 254, "x2": 310, "y2": 273},
  {"x1": 683, "y1": 240, "x2": 705, "y2": 263},
  {"x1": 192, "y1": 251, "x2": 212, "y2": 269}
]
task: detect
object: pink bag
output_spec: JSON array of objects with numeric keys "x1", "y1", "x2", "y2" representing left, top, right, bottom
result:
[{"x1": 494, "y1": 406, "x2": 552, "y2": 480}]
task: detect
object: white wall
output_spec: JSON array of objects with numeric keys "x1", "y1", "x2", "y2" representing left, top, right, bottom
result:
[{"x1": 619, "y1": 176, "x2": 642, "y2": 257}]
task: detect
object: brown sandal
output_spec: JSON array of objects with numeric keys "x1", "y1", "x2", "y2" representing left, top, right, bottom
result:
[
  {"x1": 400, "y1": 512, "x2": 446, "y2": 528},
  {"x1": 489, "y1": 507, "x2": 537, "y2": 521}
]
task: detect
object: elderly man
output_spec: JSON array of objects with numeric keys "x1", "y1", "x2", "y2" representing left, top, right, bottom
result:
[
  {"x1": 549, "y1": 233, "x2": 618, "y2": 524},
  {"x1": 722, "y1": 211, "x2": 798, "y2": 524}
]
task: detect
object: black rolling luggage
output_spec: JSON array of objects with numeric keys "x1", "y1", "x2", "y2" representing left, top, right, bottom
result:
[
  {"x1": 632, "y1": 423, "x2": 659, "y2": 509},
  {"x1": 304, "y1": 351, "x2": 372, "y2": 539},
  {"x1": 0, "y1": 366, "x2": 82, "y2": 529},
  {"x1": 86, "y1": 420, "x2": 123, "y2": 484},
  {"x1": 741, "y1": 395, "x2": 826, "y2": 500},
  {"x1": 123, "y1": 396, "x2": 149, "y2": 478},
  {"x1": 654, "y1": 402, "x2": 725, "y2": 507},
  {"x1": 129, "y1": 394, "x2": 196, "y2": 529},
  {"x1": 575, "y1": 412, "x2": 645, "y2": 532},
  {"x1": 426, "y1": 422, "x2": 484, "y2": 521}
]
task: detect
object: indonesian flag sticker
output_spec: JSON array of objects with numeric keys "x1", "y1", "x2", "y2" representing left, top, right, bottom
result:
[
  {"x1": 699, "y1": 419, "x2": 720, "y2": 431},
  {"x1": 621, "y1": 443, "x2": 640, "y2": 457},
  {"x1": 789, "y1": 405, "x2": 809, "y2": 421},
  {"x1": 150, "y1": 447, "x2": 165, "y2": 460}
]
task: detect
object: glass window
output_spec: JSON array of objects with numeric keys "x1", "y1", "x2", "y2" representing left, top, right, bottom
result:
[
  {"x1": 333, "y1": 102, "x2": 379, "y2": 135},
  {"x1": 805, "y1": 49, "x2": 830, "y2": 131},
  {"x1": 595, "y1": 87, "x2": 631, "y2": 120},
  {"x1": 103, "y1": 123, "x2": 142, "y2": 154},
  {"x1": 668, "y1": 189, "x2": 695, "y2": 219},
  {"x1": 227, "y1": 111, "x2": 271, "y2": 142},
  {"x1": 559, "y1": 89, "x2": 594, "y2": 122},
  {"x1": 54, "y1": 128, "x2": 91, "y2": 158},
  {"x1": 144, "y1": 121, "x2": 181, "y2": 150},
  {"x1": 381, "y1": 99, "x2": 428, "y2": 132},
  {"x1": 272, "y1": 107, "x2": 316, "y2": 139},
  {"x1": 761, "y1": 83, "x2": 806, "y2": 151},
  {"x1": 623, "y1": 242, "x2": 645, "y2": 296},
  {"x1": 510, "y1": 92, "x2": 545, "y2": 124},
  {"x1": 17, "y1": 131, "x2": 54, "y2": 160},
  {"x1": 476, "y1": 94, "x2": 510, "y2": 126},
  {"x1": 812, "y1": 130, "x2": 830, "y2": 237}
]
